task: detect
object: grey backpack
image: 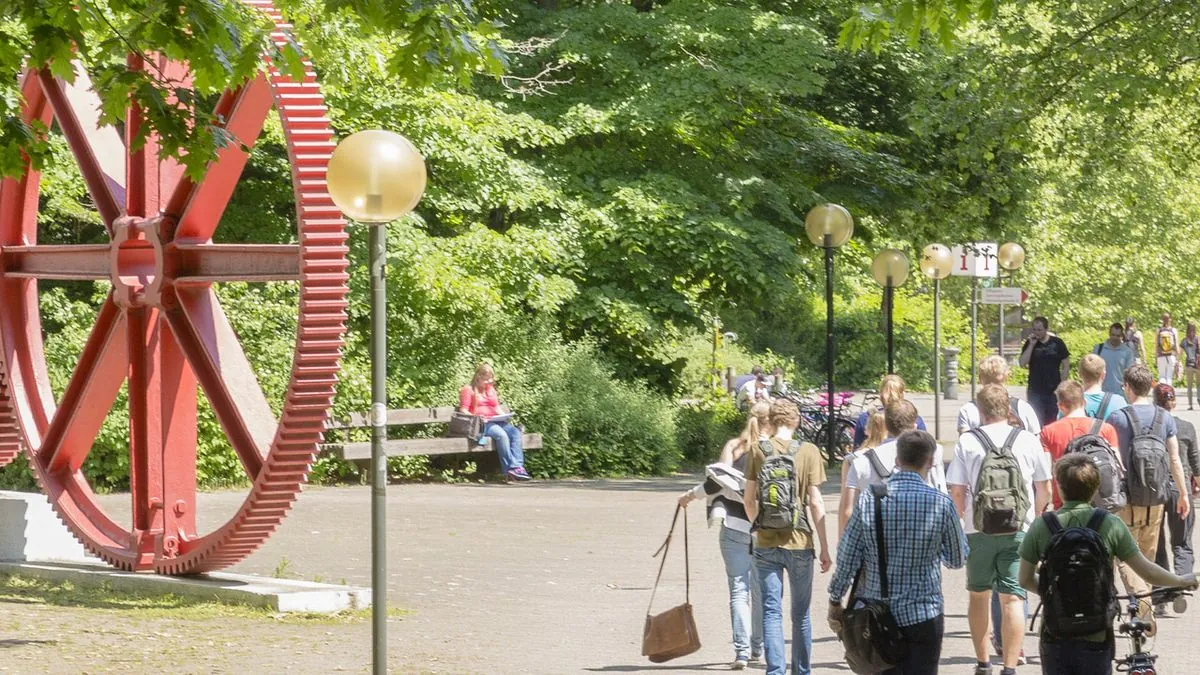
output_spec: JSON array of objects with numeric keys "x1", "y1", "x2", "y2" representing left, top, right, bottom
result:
[
  {"x1": 1064, "y1": 417, "x2": 1127, "y2": 512},
  {"x1": 1123, "y1": 408, "x2": 1171, "y2": 507},
  {"x1": 970, "y1": 427, "x2": 1030, "y2": 535},
  {"x1": 754, "y1": 440, "x2": 811, "y2": 533}
]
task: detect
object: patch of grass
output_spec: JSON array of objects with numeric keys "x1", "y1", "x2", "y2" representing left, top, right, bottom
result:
[
  {"x1": 272, "y1": 557, "x2": 293, "y2": 579},
  {"x1": 0, "y1": 574, "x2": 396, "y2": 624}
]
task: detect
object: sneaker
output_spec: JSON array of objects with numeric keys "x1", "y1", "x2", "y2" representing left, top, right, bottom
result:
[
  {"x1": 1000, "y1": 669, "x2": 1017, "y2": 675},
  {"x1": 1018, "y1": 649, "x2": 1027, "y2": 666},
  {"x1": 732, "y1": 660, "x2": 747, "y2": 671},
  {"x1": 507, "y1": 468, "x2": 531, "y2": 482},
  {"x1": 749, "y1": 650, "x2": 762, "y2": 663},
  {"x1": 974, "y1": 664, "x2": 992, "y2": 675}
]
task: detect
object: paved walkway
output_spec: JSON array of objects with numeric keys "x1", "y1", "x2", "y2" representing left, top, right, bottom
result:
[{"x1": 74, "y1": 472, "x2": 1200, "y2": 673}]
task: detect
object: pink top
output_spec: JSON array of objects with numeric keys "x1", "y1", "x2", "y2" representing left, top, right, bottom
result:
[{"x1": 460, "y1": 384, "x2": 503, "y2": 418}]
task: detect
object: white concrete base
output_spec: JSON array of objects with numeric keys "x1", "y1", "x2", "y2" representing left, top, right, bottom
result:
[
  {"x1": 0, "y1": 490, "x2": 370, "y2": 613},
  {"x1": 0, "y1": 490, "x2": 92, "y2": 563},
  {"x1": 0, "y1": 560, "x2": 372, "y2": 613}
]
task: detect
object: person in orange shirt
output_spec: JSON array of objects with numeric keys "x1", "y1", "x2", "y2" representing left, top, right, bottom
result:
[
  {"x1": 1040, "y1": 380, "x2": 1120, "y2": 508},
  {"x1": 460, "y1": 363, "x2": 529, "y2": 481}
]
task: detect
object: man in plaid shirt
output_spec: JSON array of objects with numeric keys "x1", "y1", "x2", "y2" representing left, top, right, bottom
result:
[{"x1": 828, "y1": 430, "x2": 968, "y2": 674}]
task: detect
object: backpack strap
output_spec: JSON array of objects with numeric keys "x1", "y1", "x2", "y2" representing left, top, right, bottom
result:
[
  {"x1": 1149, "y1": 407, "x2": 1165, "y2": 438},
  {"x1": 1099, "y1": 393, "x2": 1113, "y2": 420},
  {"x1": 1041, "y1": 511, "x2": 1063, "y2": 535},
  {"x1": 865, "y1": 448, "x2": 891, "y2": 480},
  {"x1": 1095, "y1": 343, "x2": 1104, "y2": 355},
  {"x1": 1085, "y1": 507, "x2": 1108, "y2": 533},
  {"x1": 1000, "y1": 427, "x2": 1022, "y2": 455},
  {"x1": 1123, "y1": 406, "x2": 1142, "y2": 437},
  {"x1": 968, "y1": 427, "x2": 999, "y2": 455},
  {"x1": 869, "y1": 483, "x2": 890, "y2": 600},
  {"x1": 1089, "y1": 416, "x2": 1104, "y2": 436}
]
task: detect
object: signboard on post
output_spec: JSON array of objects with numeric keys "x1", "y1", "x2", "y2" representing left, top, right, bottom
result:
[
  {"x1": 950, "y1": 243, "x2": 998, "y2": 278},
  {"x1": 980, "y1": 287, "x2": 1028, "y2": 305}
]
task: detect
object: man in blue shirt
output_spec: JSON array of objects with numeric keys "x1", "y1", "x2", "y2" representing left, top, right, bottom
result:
[
  {"x1": 1080, "y1": 353, "x2": 1129, "y2": 420},
  {"x1": 1094, "y1": 322, "x2": 1136, "y2": 396},
  {"x1": 828, "y1": 430, "x2": 968, "y2": 675}
]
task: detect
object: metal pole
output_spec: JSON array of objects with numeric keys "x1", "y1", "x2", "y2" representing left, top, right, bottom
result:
[
  {"x1": 369, "y1": 224, "x2": 388, "y2": 675},
  {"x1": 970, "y1": 276, "x2": 978, "y2": 400},
  {"x1": 824, "y1": 239, "x2": 836, "y2": 461},
  {"x1": 934, "y1": 277, "x2": 942, "y2": 440},
  {"x1": 885, "y1": 282, "x2": 895, "y2": 374},
  {"x1": 998, "y1": 270, "x2": 1006, "y2": 360}
]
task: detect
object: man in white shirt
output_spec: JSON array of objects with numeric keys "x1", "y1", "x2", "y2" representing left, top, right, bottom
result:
[
  {"x1": 956, "y1": 355, "x2": 1041, "y2": 436},
  {"x1": 838, "y1": 400, "x2": 946, "y2": 535},
  {"x1": 947, "y1": 384, "x2": 1052, "y2": 675},
  {"x1": 735, "y1": 367, "x2": 772, "y2": 410}
]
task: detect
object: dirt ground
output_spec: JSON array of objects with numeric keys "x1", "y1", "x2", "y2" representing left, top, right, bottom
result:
[{"x1": 0, "y1": 475, "x2": 1193, "y2": 674}]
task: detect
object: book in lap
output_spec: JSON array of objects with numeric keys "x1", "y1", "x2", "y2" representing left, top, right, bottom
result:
[{"x1": 487, "y1": 413, "x2": 514, "y2": 424}]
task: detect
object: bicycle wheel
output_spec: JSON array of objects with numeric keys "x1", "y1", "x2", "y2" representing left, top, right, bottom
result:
[{"x1": 814, "y1": 418, "x2": 855, "y2": 464}]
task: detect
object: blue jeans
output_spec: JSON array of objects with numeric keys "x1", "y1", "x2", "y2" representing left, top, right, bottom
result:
[
  {"x1": 719, "y1": 527, "x2": 763, "y2": 660},
  {"x1": 483, "y1": 421, "x2": 523, "y2": 472},
  {"x1": 755, "y1": 547, "x2": 814, "y2": 675},
  {"x1": 1039, "y1": 637, "x2": 1113, "y2": 675}
]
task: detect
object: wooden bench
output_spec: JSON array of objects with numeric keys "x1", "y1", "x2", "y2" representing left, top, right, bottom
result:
[{"x1": 321, "y1": 406, "x2": 543, "y2": 461}]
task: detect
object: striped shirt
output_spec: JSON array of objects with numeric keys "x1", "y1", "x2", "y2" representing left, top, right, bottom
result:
[{"x1": 829, "y1": 471, "x2": 968, "y2": 627}]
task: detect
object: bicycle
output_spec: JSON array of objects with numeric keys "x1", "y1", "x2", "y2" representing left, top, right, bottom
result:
[
  {"x1": 1114, "y1": 587, "x2": 1192, "y2": 673},
  {"x1": 783, "y1": 390, "x2": 857, "y2": 465}
]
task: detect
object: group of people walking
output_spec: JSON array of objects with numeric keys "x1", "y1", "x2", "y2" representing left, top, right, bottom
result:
[{"x1": 678, "y1": 318, "x2": 1200, "y2": 675}]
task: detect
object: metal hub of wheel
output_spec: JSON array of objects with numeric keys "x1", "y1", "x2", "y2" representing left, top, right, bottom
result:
[{"x1": 0, "y1": 1, "x2": 349, "y2": 574}]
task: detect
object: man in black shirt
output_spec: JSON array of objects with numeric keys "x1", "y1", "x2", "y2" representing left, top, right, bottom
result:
[
  {"x1": 1020, "y1": 316, "x2": 1071, "y2": 426},
  {"x1": 1154, "y1": 384, "x2": 1200, "y2": 615}
]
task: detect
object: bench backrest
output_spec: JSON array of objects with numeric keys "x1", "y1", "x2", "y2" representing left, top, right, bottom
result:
[{"x1": 329, "y1": 406, "x2": 457, "y2": 430}]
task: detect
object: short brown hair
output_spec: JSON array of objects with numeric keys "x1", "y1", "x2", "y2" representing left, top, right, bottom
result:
[
  {"x1": 884, "y1": 400, "x2": 918, "y2": 437},
  {"x1": 1124, "y1": 364, "x2": 1154, "y2": 397},
  {"x1": 1055, "y1": 380, "x2": 1084, "y2": 411},
  {"x1": 1055, "y1": 454, "x2": 1101, "y2": 502},
  {"x1": 896, "y1": 430, "x2": 937, "y2": 469},
  {"x1": 976, "y1": 384, "x2": 1012, "y2": 422},
  {"x1": 978, "y1": 355, "x2": 1010, "y2": 386},
  {"x1": 769, "y1": 399, "x2": 800, "y2": 431},
  {"x1": 1078, "y1": 354, "x2": 1106, "y2": 386}
]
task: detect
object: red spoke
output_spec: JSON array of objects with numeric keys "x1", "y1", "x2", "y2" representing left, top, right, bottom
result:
[
  {"x1": 0, "y1": 245, "x2": 109, "y2": 280},
  {"x1": 41, "y1": 296, "x2": 128, "y2": 472},
  {"x1": 164, "y1": 287, "x2": 274, "y2": 479},
  {"x1": 37, "y1": 70, "x2": 124, "y2": 227},
  {"x1": 171, "y1": 243, "x2": 300, "y2": 283},
  {"x1": 127, "y1": 306, "x2": 199, "y2": 553},
  {"x1": 169, "y1": 74, "x2": 274, "y2": 242},
  {"x1": 126, "y1": 55, "x2": 190, "y2": 219}
]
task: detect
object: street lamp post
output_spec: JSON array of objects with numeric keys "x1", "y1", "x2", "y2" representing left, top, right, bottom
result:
[
  {"x1": 921, "y1": 244, "x2": 953, "y2": 440},
  {"x1": 326, "y1": 130, "x2": 427, "y2": 675},
  {"x1": 806, "y1": 204, "x2": 853, "y2": 463},
  {"x1": 998, "y1": 242, "x2": 1026, "y2": 360},
  {"x1": 871, "y1": 249, "x2": 910, "y2": 374}
]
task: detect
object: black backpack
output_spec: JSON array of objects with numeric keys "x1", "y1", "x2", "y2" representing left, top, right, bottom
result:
[
  {"x1": 1123, "y1": 407, "x2": 1172, "y2": 507},
  {"x1": 1034, "y1": 508, "x2": 1118, "y2": 639},
  {"x1": 1007, "y1": 397, "x2": 1026, "y2": 431},
  {"x1": 865, "y1": 448, "x2": 893, "y2": 481},
  {"x1": 1064, "y1": 417, "x2": 1127, "y2": 513}
]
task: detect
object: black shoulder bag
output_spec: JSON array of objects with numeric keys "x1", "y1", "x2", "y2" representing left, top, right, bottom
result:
[{"x1": 840, "y1": 483, "x2": 909, "y2": 674}]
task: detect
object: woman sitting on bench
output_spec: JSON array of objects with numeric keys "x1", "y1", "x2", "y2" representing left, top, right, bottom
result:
[{"x1": 460, "y1": 363, "x2": 530, "y2": 482}]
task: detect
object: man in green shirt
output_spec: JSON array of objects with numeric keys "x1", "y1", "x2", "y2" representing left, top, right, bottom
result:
[{"x1": 1018, "y1": 454, "x2": 1196, "y2": 674}]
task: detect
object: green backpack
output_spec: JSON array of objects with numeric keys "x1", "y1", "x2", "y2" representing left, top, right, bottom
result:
[
  {"x1": 754, "y1": 440, "x2": 812, "y2": 534},
  {"x1": 969, "y1": 427, "x2": 1030, "y2": 535}
]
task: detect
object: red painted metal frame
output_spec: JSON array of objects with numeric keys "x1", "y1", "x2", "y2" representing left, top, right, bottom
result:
[{"x1": 0, "y1": 1, "x2": 349, "y2": 574}]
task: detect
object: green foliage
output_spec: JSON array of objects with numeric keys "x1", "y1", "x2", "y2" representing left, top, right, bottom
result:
[{"x1": 675, "y1": 396, "x2": 743, "y2": 467}]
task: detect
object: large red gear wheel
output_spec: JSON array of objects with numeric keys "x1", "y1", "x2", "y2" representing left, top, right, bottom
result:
[{"x1": 0, "y1": 1, "x2": 348, "y2": 574}]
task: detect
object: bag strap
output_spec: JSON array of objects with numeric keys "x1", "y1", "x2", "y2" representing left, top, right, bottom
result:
[
  {"x1": 1000, "y1": 427, "x2": 1022, "y2": 455},
  {"x1": 1086, "y1": 507, "x2": 1108, "y2": 533},
  {"x1": 1042, "y1": 511, "x2": 1063, "y2": 535},
  {"x1": 1089, "y1": 415, "x2": 1104, "y2": 436},
  {"x1": 1149, "y1": 407, "x2": 1164, "y2": 438},
  {"x1": 865, "y1": 448, "x2": 891, "y2": 480},
  {"x1": 1124, "y1": 406, "x2": 1141, "y2": 436},
  {"x1": 870, "y1": 483, "x2": 890, "y2": 600},
  {"x1": 1095, "y1": 343, "x2": 1104, "y2": 355},
  {"x1": 1100, "y1": 393, "x2": 1113, "y2": 420},
  {"x1": 968, "y1": 427, "x2": 999, "y2": 455},
  {"x1": 646, "y1": 505, "x2": 690, "y2": 614}
]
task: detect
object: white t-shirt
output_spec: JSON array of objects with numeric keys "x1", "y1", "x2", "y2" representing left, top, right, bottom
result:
[
  {"x1": 845, "y1": 439, "x2": 947, "y2": 493},
  {"x1": 736, "y1": 380, "x2": 772, "y2": 408},
  {"x1": 956, "y1": 398, "x2": 1042, "y2": 436},
  {"x1": 946, "y1": 422, "x2": 1051, "y2": 535}
]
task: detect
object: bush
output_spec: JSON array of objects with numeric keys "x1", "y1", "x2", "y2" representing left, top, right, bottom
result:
[{"x1": 674, "y1": 395, "x2": 744, "y2": 467}]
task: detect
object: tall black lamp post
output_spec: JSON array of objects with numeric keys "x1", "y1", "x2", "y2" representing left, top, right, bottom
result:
[
  {"x1": 806, "y1": 203, "x2": 853, "y2": 462},
  {"x1": 920, "y1": 244, "x2": 953, "y2": 440},
  {"x1": 871, "y1": 249, "x2": 910, "y2": 374},
  {"x1": 327, "y1": 129, "x2": 428, "y2": 675}
]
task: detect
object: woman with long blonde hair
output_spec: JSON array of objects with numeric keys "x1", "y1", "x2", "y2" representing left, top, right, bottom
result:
[
  {"x1": 459, "y1": 363, "x2": 529, "y2": 481},
  {"x1": 838, "y1": 409, "x2": 885, "y2": 537},
  {"x1": 677, "y1": 402, "x2": 769, "y2": 668}
]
